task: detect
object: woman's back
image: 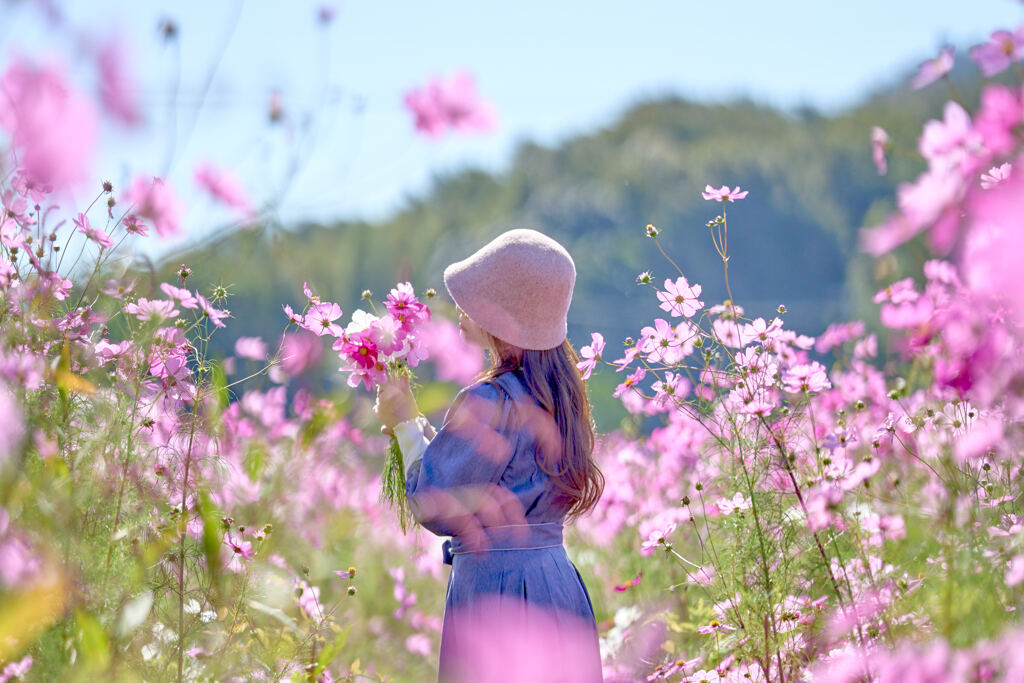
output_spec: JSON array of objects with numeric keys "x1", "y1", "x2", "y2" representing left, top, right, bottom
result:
[{"x1": 405, "y1": 369, "x2": 603, "y2": 682}]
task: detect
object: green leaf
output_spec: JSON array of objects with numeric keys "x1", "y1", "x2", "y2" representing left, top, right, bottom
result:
[
  {"x1": 198, "y1": 490, "x2": 223, "y2": 598},
  {"x1": 314, "y1": 625, "x2": 351, "y2": 677},
  {"x1": 246, "y1": 599, "x2": 300, "y2": 633},
  {"x1": 75, "y1": 609, "x2": 111, "y2": 672}
]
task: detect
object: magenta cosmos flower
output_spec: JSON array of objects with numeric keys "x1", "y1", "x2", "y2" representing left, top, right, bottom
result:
[
  {"x1": 122, "y1": 175, "x2": 184, "y2": 239},
  {"x1": 701, "y1": 184, "x2": 748, "y2": 202}
]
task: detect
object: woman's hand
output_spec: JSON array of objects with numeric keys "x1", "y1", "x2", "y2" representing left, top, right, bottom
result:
[{"x1": 373, "y1": 375, "x2": 420, "y2": 435}]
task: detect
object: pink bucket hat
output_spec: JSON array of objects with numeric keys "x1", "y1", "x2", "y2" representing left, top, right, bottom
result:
[{"x1": 443, "y1": 228, "x2": 576, "y2": 351}]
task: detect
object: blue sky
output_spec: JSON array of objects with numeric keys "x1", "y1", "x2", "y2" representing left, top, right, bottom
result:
[{"x1": 5, "y1": 0, "x2": 1023, "y2": 256}]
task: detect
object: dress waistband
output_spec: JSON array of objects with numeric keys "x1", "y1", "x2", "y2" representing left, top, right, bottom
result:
[{"x1": 442, "y1": 523, "x2": 563, "y2": 565}]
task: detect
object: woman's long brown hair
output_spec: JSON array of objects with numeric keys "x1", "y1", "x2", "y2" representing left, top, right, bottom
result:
[{"x1": 478, "y1": 334, "x2": 604, "y2": 522}]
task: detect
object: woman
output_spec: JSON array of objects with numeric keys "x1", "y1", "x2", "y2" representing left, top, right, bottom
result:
[{"x1": 374, "y1": 228, "x2": 605, "y2": 683}]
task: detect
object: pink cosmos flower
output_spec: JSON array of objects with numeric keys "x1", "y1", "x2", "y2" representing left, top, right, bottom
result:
[
  {"x1": 657, "y1": 277, "x2": 704, "y2": 318},
  {"x1": 969, "y1": 27, "x2": 1024, "y2": 77},
  {"x1": 196, "y1": 294, "x2": 229, "y2": 328},
  {"x1": 871, "y1": 126, "x2": 889, "y2": 175},
  {"x1": 981, "y1": 162, "x2": 1012, "y2": 190},
  {"x1": 404, "y1": 71, "x2": 496, "y2": 138},
  {"x1": 224, "y1": 533, "x2": 255, "y2": 573},
  {"x1": 234, "y1": 336, "x2": 267, "y2": 361},
  {"x1": 279, "y1": 331, "x2": 322, "y2": 376},
  {"x1": 695, "y1": 620, "x2": 737, "y2": 635},
  {"x1": 305, "y1": 302, "x2": 344, "y2": 337},
  {"x1": 0, "y1": 510, "x2": 40, "y2": 588},
  {"x1": 282, "y1": 304, "x2": 303, "y2": 326},
  {"x1": 122, "y1": 175, "x2": 184, "y2": 239},
  {"x1": 73, "y1": 212, "x2": 114, "y2": 249},
  {"x1": 405, "y1": 634, "x2": 431, "y2": 657},
  {"x1": 385, "y1": 282, "x2": 430, "y2": 327},
  {"x1": 0, "y1": 57, "x2": 98, "y2": 190},
  {"x1": 124, "y1": 297, "x2": 179, "y2": 322},
  {"x1": 369, "y1": 314, "x2": 407, "y2": 355},
  {"x1": 194, "y1": 162, "x2": 255, "y2": 217},
  {"x1": 420, "y1": 317, "x2": 484, "y2": 385},
  {"x1": 1007, "y1": 556, "x2": 1024, "y2": 587},
  {"x1": 0, "y1": 654, "x2": 32, "y2": 682},
  {"x1": 613, "y1": 367, "x2": 645, "y2": 399},
  {"x1": 717, "y1": 492, "x2": 751, "y2": 516},
  {"x1": 641, "y1": 319, "x2": 691, "y2": 365},
  {"x1": 0, "y1": 386, "x2": 23, "y2": 466},
  {"x1": 973, "y1": 85, "x2": 1023, "y2": 158},
  {"x1": 122, "y1": 214, "x2": 149, "y2": 236},
  {"x1": 295, "y1": 580, "x2": 322, "y2": 620},
  {"x1": 911, "y1": 47, "x2": 955, "y2": 89},
  {"x1": 782, "y1": 362, "x2": 831, "y2": 393},
  {"x1": 159, "y1": 282, "x2": 198, "y2": 309},
  {"x1": 613, "y1": 571, "x2": 642, "y2": 592},
  {"x1": 96, "y1": 35, "x2": 142, "y2": 126},
  {"x1": 919, "y1": 101, "x2": 981, "y2": 170},
  {"x1": 701, "y1": 185, "x2": 748, "y2": 202}
]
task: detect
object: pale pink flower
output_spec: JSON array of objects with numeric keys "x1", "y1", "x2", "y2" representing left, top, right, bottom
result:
[
  {"x1": 304, "y1": 302, "x2": 344, "y2": 337},
  {"x1": 282, "y1": 304, "x2": 303, "y2": 326},
  {"x1": 73, "y1": 212, "x2": 114, "y2": 249},
  {"x1": 1007, "y1": 556, "x2": 1024, "y2": 587},
  {"x1": 717, "y1": 493, "x2": 751, "y2": 516},
  {"x1": 419, "y1": 317, "x2": 483, "y2": 384},
  {"x1": 911, "y1": 47, "x2": 955, "y2": 89},
  {"x1": 124, "y1": 297, "x2": 179, "y2": 322},
  {"x1": 657, "y1": 277, "x2": 703, "y2": 318},
  {"x1": 0, "y1": 510, "x2": 40, "y2": 588},
  {"x1": 280, "y1": 331, "x2": 322, "y2": 375},
  {"x1": 871, "y1": 126, "x2": 889, "y2": 175},
  {"x1": 701, "y1": 184, "x2": 748, "y2": 202},
  {"x1": 782, "y1": 362, "x2": 831, "y2": 393},
  {"x1": 981, "y1": 162, "x2": 1012, "y2": 190},
  {"x1": 575, "y1": 332, "x2": 604, "y2": 381},
  {"x1": 234, "y1": 336, "x2": 267, "y2": 361},
  {"x1": 969, "y1": 27, "x2": 1024, "y2": 77},
  {"x1": 640, "y1": 522, "x2": 676, "y2": 555},
  {"x1": 0, "y1": 654, "x2": 32, "y2": 682},
  {"x1": 122, "y1": 176, "x2": 184, "y2": 239},
  {"x1": 0, "y1": 57, "x2": 98, "y2": 190},
  {"x1": 96, "y1": 35, "x2": 142, "y2": 126},
  {"x1": 405, "y1": 634, "x2": 431, "y2": 657},
  {"x1": 196, "y1": 294, "x2": 229, "y2": 328},
  {"x1": 0, "y1": 386, "x2": 23, "y2": 465},
  {"x1": 194, "y1": 162, "x2": 255, "y2": 217},
  {"x1": 369, "y1": 314, "x2": 406, "y2": 355},
  {"x1": 159, "y1": 282, "x2": 198, "y2": 309},
  {"x1": 295, "y1": 580, "x2": 322, "y2": 620},
  {"x1": 122, "y1": 214, "x2": 149, "y2": 236}
]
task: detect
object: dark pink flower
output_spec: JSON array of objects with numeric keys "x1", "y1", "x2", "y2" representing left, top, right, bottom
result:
[
  {"x1": 0, "y1": 57, "x2": 98, "y2": 190},
  {"x1": 403, "y1": 71, "x2": 496, "y2": 138},
  {"x1": 73, "y1": 212, "x2": 114, "y2": 249},
  {"x1": 122, "y1": 176, "x2": 184, "y2": 239},
  {"x1": 701, "y1": 184, "x2": 748, "y2": 202},
  {"x1": 385, "y1": 281, "x2": 430, "y2": 328},
  {"x1": 911, "y1": 46, "x2": 954, "y2": 89},
  {"x1": 969, "y1": 27, "x2": 1024, "y2": 77},
  {"x1": 96, "y1": 35, "x2": 142, "y2": 126},
  {"x1": 194, "y1": 162, "x2": 255, "y2": 217}
]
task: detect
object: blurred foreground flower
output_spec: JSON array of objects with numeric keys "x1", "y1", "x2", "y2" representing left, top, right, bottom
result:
[{"x1": 404, "y1": 70, "x2": 496, "y2": 138}]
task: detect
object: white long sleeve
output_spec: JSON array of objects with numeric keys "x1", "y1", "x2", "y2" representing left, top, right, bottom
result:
[{"x1": 393, "y1": 415, "x2": 434, "y2": 477}]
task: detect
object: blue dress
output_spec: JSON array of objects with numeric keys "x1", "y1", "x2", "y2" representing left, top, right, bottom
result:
[{"x1": 405, "y1": 370, "x2": 603, "y2": 683}]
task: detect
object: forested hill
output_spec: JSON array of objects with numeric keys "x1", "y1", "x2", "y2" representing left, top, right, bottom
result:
[{"x1": 155, "y1": 67, "x2": 980, "y2": 385}]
